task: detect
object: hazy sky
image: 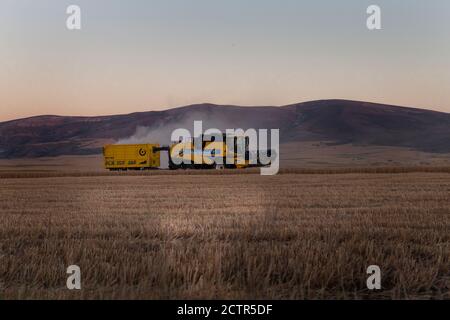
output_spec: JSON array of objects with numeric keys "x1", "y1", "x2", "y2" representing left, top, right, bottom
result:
[{"x1": 1, "y1": 0, "x2": 450, "y2": 121}]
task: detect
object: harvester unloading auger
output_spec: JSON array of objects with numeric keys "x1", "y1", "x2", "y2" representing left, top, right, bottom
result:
[{"x1": 103, "y1": 134, "x2": 273, "y2": 171}]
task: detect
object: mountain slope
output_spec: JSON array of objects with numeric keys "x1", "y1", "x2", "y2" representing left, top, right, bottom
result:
[
  {"x1": 0, "y1": 100, "x2": 449, "y2": 158},
  {"x1": 284, "y1": 100, "x2": 450, "y2": 152}
]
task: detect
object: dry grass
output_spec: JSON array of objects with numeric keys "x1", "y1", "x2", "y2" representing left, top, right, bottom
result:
[
  {"x1": 2, "y1": 142, "x2": 450, "y2": 172},
  {"x1": 0, "y1": 173, "x2": 449, "y2": 299},
  {"x1": 1, "y1": 166, "x2": 450, "y2": 179}
]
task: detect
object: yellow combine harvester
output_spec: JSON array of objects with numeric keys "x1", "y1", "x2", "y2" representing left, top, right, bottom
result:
[
  {"x1": 103, "y1": 144, "x2": 161, "y2": 171},
  {"x1": 103, "y1": 134, "x2": 269, "y2": 171},
  {"x1": 168, "y1": 134, "x2": 252, "y2": 170}
]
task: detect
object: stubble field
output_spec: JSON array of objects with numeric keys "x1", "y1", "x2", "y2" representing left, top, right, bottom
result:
[{"x1": 0, "y1": 172, "x2": 449, "y2": 299}]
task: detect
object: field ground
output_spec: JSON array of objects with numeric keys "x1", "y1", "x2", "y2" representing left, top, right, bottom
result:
[
  {"x1": 1, "y1": 142, "x2": 450, "y2": 173},
  {"x1": 0, "y1": 172, "x2": 449, "y2": 299}
]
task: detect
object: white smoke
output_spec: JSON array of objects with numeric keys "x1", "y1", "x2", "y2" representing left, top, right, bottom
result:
[
  {"x1": 115, "y1": 109, "x2": 237, "y2": 168},
  {"x1": 116, "y1": 110, "x2": 237, "y2": 145}
]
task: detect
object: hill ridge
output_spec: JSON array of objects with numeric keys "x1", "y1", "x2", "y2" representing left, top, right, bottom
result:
[{"x1": 1, "y1": 99, "x2": 449, "y2": 158}]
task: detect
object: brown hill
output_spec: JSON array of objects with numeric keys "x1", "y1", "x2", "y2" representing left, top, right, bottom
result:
[{"x1": 0, "y1": 99, "x2": 449, "y2": 158}]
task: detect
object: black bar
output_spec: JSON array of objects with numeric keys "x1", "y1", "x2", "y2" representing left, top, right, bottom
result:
[{"x1": 0, "y1": 300, "x2": 446, "y2": 319}]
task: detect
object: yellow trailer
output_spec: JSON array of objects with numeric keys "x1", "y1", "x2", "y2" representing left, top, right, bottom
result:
[{"x1": 103, "y1": 144, "x2": 161, "y2": 170}]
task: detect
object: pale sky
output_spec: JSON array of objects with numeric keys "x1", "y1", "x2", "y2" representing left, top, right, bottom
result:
[{"x1": 1, "y1": 0, "x2": 450, "y2": 121}]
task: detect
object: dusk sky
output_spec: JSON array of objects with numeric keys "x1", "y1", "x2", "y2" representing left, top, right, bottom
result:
[{"x1": 1, "y1": 0, "x2": 450, "y2": 121}]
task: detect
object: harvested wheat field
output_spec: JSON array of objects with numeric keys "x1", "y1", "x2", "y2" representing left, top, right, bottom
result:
[{"x1": 0, "y1": 172, "x2": 449, "y2": 299}]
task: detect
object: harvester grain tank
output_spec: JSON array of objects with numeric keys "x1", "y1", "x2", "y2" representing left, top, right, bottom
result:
[{"x1": 103, "y1": 144, "x2": 162, "y2": 170}]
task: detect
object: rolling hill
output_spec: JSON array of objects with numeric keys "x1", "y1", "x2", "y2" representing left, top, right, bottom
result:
[{"x1": 1, "y1": 99, "x2": 449, "y2": 159}]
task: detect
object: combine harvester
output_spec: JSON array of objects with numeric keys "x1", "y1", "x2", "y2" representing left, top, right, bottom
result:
[{"x1": 103, "y1": 134, "x2": 270, "y2": 171}]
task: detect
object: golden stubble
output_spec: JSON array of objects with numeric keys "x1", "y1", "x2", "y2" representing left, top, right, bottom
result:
[{"x1": 0, "y1": 172, "x2": 448, "y2": 299}]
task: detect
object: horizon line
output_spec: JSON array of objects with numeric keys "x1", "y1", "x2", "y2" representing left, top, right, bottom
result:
[{"x1": 1, "y1": 98, "x2": 447, "y2": 124}]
